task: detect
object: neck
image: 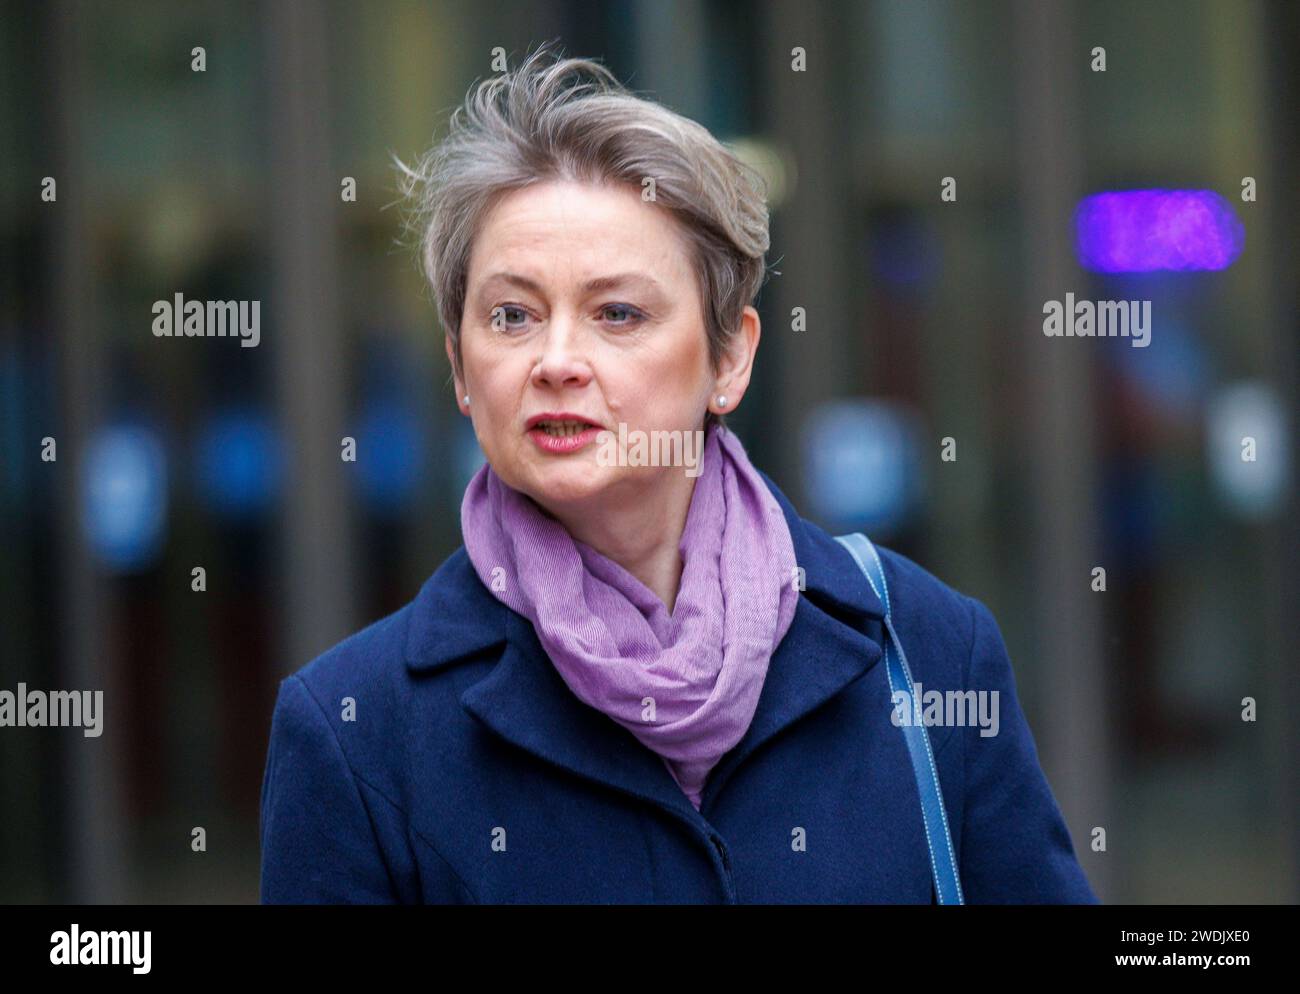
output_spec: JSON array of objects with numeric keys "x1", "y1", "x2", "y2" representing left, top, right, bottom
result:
[{"x1": 543, "y1": 469, "x2": 698, "y2": 614}]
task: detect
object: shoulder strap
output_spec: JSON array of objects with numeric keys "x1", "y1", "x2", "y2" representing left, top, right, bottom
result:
[{"x1": 834, "y1": 532, "x2": 965, "y2": 905}]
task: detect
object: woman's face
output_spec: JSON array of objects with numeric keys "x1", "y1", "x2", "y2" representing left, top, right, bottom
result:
[{"x1": 451, "y1": 179, "x2": 755, "y2": 514}]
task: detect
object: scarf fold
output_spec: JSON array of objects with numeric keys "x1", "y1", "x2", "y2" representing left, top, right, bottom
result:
[{"x1": 460, "y1": 422, "x2": 800, "y2": 809}]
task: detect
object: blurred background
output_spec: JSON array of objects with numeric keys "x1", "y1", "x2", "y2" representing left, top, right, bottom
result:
[{"x1": 1, "y1": 0, "x2": 1295, "y2": 903}]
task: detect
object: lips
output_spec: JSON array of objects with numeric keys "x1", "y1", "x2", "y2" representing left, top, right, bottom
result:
[
  {"x1": 534, "y1": 421, "x2": 594, "y2": 437},
  {"x1": 524, "y1": 412, "x2": 604, "y2": 454},
  {"x1": 525, "y1": 412, "x2": 603, "y2": 434}
]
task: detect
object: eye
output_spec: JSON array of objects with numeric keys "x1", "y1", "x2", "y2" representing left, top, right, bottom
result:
[
  {"x1": 599, "y1": 303, "x2": 646, "y2": 327},
  {"x1": 490, "y1": 304, "x2": 530, "y2": 331}
]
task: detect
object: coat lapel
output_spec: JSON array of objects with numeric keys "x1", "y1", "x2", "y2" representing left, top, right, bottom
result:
[
  {"x1": 696, "y1": 469, "x2": 886, "y2": 809},
  {"x1": 405, "y1": 467, "x2": 887, "y2": 819},
  {"x1": 404, "y1": 550, "x2": 705, "y2": 825},
  {"x1": 461, "y1": 612, "x2": 708, "y2": 824}
]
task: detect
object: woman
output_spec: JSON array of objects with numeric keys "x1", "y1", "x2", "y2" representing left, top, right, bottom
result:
[{"x1": 259, "y1": 47, "x2": 1097, "y2": 904}]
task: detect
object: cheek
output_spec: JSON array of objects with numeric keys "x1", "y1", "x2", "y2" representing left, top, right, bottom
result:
[
  {"x1": 609, "y1": 334, "x2": 710, "y2": 419},
  {"x1": 463, "y1": 340, "x2": 515, "y2": 411},
  {"x1": 659, "y1": 329, "x2": 712, "y2": 397}
]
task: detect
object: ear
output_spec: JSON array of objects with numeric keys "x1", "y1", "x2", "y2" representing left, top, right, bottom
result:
[
  {"x1": 446, "y1": 335, "x2": 469, "y2": 415},
  {"x1": 711, "y1": 306, "x2": 761, "y2": 412}
]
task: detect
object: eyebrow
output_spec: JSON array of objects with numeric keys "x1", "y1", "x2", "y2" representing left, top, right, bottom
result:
[{"x1": 474, "y1": 271, "x2": 666, "y2": 298}]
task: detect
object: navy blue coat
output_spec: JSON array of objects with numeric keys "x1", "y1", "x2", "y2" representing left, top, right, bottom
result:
[{"x1": 259, "y1": 470, "x2": 1099, "y2": 904}]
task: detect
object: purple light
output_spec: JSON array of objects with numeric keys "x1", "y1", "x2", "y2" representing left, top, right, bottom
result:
[{"x1": 1074, "y1": 189, "x2": 1244, "y2": 272}]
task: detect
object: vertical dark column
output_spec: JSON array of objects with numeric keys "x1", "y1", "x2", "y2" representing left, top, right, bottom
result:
[
  {"x1": 1012, "y1": 0, "x2": 1111, "y2": 898},
  {"x1": 265, "y1": 0, "x2": 358, "y2": 673},
  {"x1": 631, "y1": 0, "x2": 707, "y2": 115},
  {"x1": 49, "y1": 1, "x2": 125, "y2": 902},
  {"x1": 1264, "y1": 0, "x2": 1300, "y2": 905},
  {"x1": 758, "y1": 1, "x2": 855, "y2": 495}
]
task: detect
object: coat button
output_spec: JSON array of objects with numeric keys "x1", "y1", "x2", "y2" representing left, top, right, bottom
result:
[{"x1": 711, "y1": 836, "x2": 730, "y2": 869}]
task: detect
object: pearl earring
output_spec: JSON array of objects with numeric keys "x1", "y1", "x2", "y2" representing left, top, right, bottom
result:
[
  {"x1": 716, "y1": 395, "x2": 728, "y2": 409},
  {"x1": 463, "y1": 395, "x2": 470, "y2": 405}
]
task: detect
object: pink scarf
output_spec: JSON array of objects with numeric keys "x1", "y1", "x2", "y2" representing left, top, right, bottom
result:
[{"x1": 460, "y1": 422, "x2": 800, "y2": 809}]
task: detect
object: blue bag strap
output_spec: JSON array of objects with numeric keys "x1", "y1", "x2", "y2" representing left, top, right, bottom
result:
[{"x1": 834, "y1": 532, "x2": 965, "y2": 906}]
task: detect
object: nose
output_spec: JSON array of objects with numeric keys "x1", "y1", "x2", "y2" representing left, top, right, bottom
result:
[{"x1": 530, "y1": 312, "x2": 593, "y2": 391}]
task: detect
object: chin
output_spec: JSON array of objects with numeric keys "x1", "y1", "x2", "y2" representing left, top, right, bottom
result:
[{"x1": 521, "y1": 462, "x2": 614, "y2": 509}]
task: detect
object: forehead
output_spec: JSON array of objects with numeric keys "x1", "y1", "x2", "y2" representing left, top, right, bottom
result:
[{"x1": 467, "y1": 179, "x2": 693, "y2": 286}]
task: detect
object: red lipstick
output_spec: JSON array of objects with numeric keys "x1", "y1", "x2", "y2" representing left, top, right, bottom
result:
[{"x1": 525, "y1": 412, "x2": 605, "y2": 455}]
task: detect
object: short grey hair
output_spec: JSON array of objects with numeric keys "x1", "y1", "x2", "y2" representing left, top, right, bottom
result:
[{"x1": 394, "y1": 44, "x2": 771, "y2": 432}]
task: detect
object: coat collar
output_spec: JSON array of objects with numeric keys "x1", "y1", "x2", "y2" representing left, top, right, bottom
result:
[{"x1": 404, "y1": 466, "x2": 885, "y2": 823}]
